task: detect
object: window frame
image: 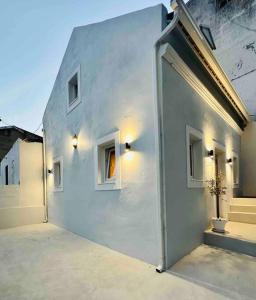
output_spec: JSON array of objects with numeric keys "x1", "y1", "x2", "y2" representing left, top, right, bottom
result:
[
  {"x1": 186, "y1": 125, "x2": 204, "y2": 188},
  {"x1": 66, "y1": 66, "x2": 81, "y2": 114},
  {"x1": 53, "y1": 156, "x2": 63, "y2": 192},
  {"x1": 94, "y1": 131, "x2": 121, "y2": 191},
  {"x1": 216, "y1": 0, "x2": 232, "y2": 10}
]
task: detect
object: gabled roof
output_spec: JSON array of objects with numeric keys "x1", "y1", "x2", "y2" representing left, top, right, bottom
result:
[{"x1": 0, "y1": 126, "x2": 43, "y2": 162}]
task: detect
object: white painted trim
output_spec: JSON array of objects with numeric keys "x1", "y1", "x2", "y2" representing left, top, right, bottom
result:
[
  {"x1": 53, "y1": 156, "x2": 63, "y2": 192},
  {"x1": 94, "y1": 131, "x2": 121, "y2": 191},
  {"x1": 160, "y1": 44, "x2": 243, "y2": 135},
  {"x1": 186, "y1": 125, "x2": 204, "y2": 188},
  {"x1": 66, "y1": 65, "x2": 81, "y2": 114},
  {"x1": 174, "y1": 0, "x2": 250, "y2": 122}
]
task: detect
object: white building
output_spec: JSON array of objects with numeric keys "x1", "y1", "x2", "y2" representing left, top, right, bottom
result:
[
  {"x1": 0, "y1": 128, "x2": 45, "y2": 229},
  {"x1": 43, "y1": 0, "x2": 254, "y2": 270}
]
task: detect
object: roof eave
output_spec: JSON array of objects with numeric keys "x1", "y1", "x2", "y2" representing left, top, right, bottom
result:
[{"x1": 171, "y1": 0, "x2": 250, "y2": 124}]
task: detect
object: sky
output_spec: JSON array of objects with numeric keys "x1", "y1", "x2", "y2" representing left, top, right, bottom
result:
[{"x1": 0, "y1": 0, "x2": 173, "y2": 134}]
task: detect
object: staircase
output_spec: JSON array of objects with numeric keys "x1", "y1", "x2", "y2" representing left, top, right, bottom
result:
[
  {"x1": 228, "y1": 198, "x2": 256, "y2": 224},
  {"x1": 204, "y1": 198, "x2": 256, "y2": 257}
]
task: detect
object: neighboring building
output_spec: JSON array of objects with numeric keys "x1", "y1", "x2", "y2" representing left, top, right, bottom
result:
[
  {"x1": 187, "y1": 0, "x2": 256, "y2": 116},
  {"x1": 0, "y1": 125, "x2": 43, "y2": 162},
  {"x1": 0, "y1": 127, "x2": 45, "y2": 229},
  {"x1": 43, "y1": 0, "x2": 253, "y2": 270}
]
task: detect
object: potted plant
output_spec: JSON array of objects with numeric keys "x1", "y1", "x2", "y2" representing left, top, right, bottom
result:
[{"x1": 207, "y1": 173, "x2": 227, "y2": 233}]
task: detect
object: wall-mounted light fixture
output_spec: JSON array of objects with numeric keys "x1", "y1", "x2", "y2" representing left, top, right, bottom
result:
[
  {"x1": 226, "y1": 158, "x2": 232, "y2": 164},
  {"x1": 208, "y1": 150, "x2": 214, "y2": 158},
  {"x1": 48, "y1": 169, "x2": 53, "y2": 174},
  {"x1": 72, "y1": 134, "x2": 78, "y2": 149},
  {"x1": 125, "y1": 142, "x2": 131, "y2": 152}
]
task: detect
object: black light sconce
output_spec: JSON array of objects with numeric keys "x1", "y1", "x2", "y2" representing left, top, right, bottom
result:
[
  {"x1": 227, "y1": 158, "x2": 233, "y2": 164},
  {"x1": 125, "y1": 142, "x2": 131, "y2": 152},
  {"x1": 72, "y1": 134, "x2": 78, "y2": 149},
  {"x1": 208, "y1": 150, "x2": 214, "y2": 158},
  {"x1": 48, "y1": 169, "x2": 53, "y2": 174}
]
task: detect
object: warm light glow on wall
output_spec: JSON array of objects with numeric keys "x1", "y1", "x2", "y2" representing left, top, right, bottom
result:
[
  {"x1": 64, "y1": 129, "x2": 91, "y2": 159},
  {"x1": 124, "y1": 151, "x2": 134, "y2": 161},
  {"x1": 124, "y1": 135, "x2": 134, "y2": 145},
  {"x1": 203, "y1": 124, "x2": 215, "y2": 152},
  {"x1": 119, "y1": 116, "x2": 142, "y2": 144},
  {"x1": 72, "y1": 134, "x2": 78, "y2": 149},
  {"x1": 203, "y1": 123, "x2": 215, "y2": 181},
  {"x1": 118, "y1": 116, "x2": 144, "y2": 181}
]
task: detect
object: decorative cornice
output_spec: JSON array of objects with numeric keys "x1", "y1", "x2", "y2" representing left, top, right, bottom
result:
[{"x1": 160, "y1": 43, "x2": 243, "y2": 135}]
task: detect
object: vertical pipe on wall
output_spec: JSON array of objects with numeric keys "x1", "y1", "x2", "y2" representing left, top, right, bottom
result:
[
  {"x1": 154, "y1": 42, "x2": 166, "y2": 273},
  {"x1": 42, "y1": 128, "x2": 48, "y2": 223},
  {"x1": 153, "y1": 9, "x2": 179, "y2": 273}
]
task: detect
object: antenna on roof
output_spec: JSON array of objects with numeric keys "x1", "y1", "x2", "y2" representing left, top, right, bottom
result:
[{"x1": 0, "y1": 117, "x2": 11, "y2": 126}]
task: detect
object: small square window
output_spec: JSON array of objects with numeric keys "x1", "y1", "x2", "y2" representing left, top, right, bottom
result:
[
  {"x1": 216, "y1": 0, "x2": 232, "y2": 10},
  {"x1": 186, "y1": 126, "x2": 204, "y2": 188},
  {"x1": 68, "y1": 73, "x2": 78, "y2": 105},
  {"x1": 67, "y1": 67, "x2": 81, "y2": 113},
  {"x1": 53, "y1": 157, "x2": 63, "y2": 191},
  {"x1": 95, "y1": 131, "x2": 121, "y2": 190}
]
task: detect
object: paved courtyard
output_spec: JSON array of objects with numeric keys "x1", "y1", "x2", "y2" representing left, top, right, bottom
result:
[{"x1": 0, "y1": 223, "x2": 255, "y2": 300}]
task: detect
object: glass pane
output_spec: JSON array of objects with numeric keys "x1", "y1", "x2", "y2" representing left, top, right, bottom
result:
[
  {"x1": 68, "y1": 73, "x2": 78, "y2": 105},
  {"x1": 105, "y1": 147, "x2": 116, "y2": 180},
  {"x1": 54, "y1": 162, "x2": 61, "y2": 187}
]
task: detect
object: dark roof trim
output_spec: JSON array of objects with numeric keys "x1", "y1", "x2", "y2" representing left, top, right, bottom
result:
[
  {"x1": 176, "y1": 21, "x2": 247, "y2": 128},
  {"x1": 0, "y1": 126, "x2": 43, "y2": 142}
]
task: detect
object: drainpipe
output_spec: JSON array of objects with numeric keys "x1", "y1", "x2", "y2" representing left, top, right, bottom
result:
[
  {"x1": 42, "y1": 128, "x2": 48, "y2": 223},
  {"x1": 154, "y1": 3, "x2": 179, "y2": 273}
]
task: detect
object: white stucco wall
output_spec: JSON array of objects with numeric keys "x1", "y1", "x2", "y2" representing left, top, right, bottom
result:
[
  {"x1": 0, "y1": 140, "x2": 44, "y2": 228},
  {"x1": 241, "y1": 121, "x2": 256, "y2": 196},
  {"x1": 161, "y1": 52, "x2": 241, "y2": 267},
  {"x1": 43, "y1": 5, "x2": 167, "y2": 265},
  {"x1": 0, "y1": 139, "x2": 20, "y2": 185}
]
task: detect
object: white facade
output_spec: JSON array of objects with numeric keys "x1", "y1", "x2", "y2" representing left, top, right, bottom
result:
[
  {"x1": 0, "y1": 140, "x2": 20, "y2": 185},
  {"x1": 43, "y1": 1, "x2": 250, "y2": 269},
  {"x1": 43, "y1": 4, "x2": 166, "y2": 266},
  {"x1": 0, "y1": 139, "x2": 45, "y2": 228}
]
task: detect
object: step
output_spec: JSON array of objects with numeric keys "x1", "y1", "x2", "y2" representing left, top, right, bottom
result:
[
  {"x1": 204, "y1": 228, "x2": 256, "y2": 257},
  {"x1": 228, "y1": 212, "x2": 256, "y2": 224},
  {"x1": 230, "y1": 205, "x2": 256, "y2": 213},
  {"x1": 231, "y1": 198, "x2": 256, "y2": 205}
]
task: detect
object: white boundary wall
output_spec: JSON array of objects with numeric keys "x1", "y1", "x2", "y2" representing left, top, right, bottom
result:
[{"x1": 0, "y1": 140, "x2": 44, "y2": 229}]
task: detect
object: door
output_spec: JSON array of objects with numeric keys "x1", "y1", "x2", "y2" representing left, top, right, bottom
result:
[{"x1": 5, "y1": 165, "x2": 8, "y2": 185}]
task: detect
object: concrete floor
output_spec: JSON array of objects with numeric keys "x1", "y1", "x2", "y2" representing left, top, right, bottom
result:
[{"x1": 0, "y1": 224, "x2": 255, "y2": 300}]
